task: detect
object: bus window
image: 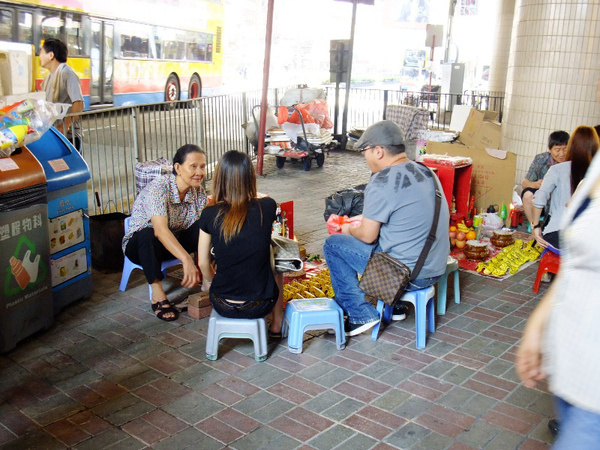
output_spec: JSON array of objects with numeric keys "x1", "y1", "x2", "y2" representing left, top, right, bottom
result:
[
  {"x1": 65, "y1": 15, "x2": 84, "y2": 56},
  {"x1": 0, "y1": 9, "x2": 12, "y2": 41},
  {"x1": 186, "y1": 31, "x2": 213, "y2": 62},
  {"x1": 18, "y1": 12, "x2": 33, "y2": 44},
  {"x1": 41, "y1": 12, "x2": 63, "y2": 41},
  {"x1": 116, "y1": 22, "x2": 153, "y2": 58},
  {"x1": 159, "y1": 28, "x2": 185, "y2": 60}
]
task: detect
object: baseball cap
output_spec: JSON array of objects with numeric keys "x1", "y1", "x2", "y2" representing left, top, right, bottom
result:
[{"x1": 355, "y1": 120, "x2": 404, "y2": 149}]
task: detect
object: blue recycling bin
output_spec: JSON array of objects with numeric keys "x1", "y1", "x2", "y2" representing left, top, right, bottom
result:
[
  {"x1": 0, "y1": 146, "x2": 53, "y2": 352},
  {"x1": 28, "y1": 128, "x2": 92, "y2": 314}
]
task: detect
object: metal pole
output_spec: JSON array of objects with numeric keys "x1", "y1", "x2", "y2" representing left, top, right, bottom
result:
[
  {"x1": 256, "y1": 0, "x2": 275, "y2": 176},
  {"x1": 340, "y1": 0, "x2": 358, "y2": 150}
]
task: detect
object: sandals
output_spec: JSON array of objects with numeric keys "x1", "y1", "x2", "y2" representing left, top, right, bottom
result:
[{"x1": 151, "y1": 300, "x2": 179, "y2": 322}]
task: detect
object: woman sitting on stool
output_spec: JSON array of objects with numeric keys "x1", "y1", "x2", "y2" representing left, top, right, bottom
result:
[
  {"x1": 123, "y1": 144, "x2": 207, "y2": 321},
  {"x1": 198, "y1": 150, "x2": 284, "y2": 337}
]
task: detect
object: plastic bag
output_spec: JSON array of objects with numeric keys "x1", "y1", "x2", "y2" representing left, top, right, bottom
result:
[
  {"x1": 298, "y1": 99, "x2": 333, "y2": 129},
  {"x1": 0, "y1": 99, "x2": 69, "y2": 157},
  {"x1": 277, "y1": 105, "x2": 315, "y2": 125},
  {"x1": 324, "y1": 185, "x2": 366, "y2": 221},
  {"x1": 326, "y1": 214, "x2": 362, "y2": 234}
]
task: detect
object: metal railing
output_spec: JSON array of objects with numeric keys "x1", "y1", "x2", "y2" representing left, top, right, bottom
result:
[
  {"x1": 60, "y1": 86, "x2": 503, "y2": 216},
  {"x1": 325, "y1": 87, "x2": 504, "y2": 132}
]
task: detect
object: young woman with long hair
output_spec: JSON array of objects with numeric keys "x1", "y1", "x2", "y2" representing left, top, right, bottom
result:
[
  {"x1": 532, "y1": 125, "x2": 599, "y2": 249},
  {"x1": 198, "y1": 150, "x2": 283, "y2": 336}
]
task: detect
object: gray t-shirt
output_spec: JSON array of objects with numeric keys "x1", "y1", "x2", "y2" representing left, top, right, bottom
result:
[
  {"x1": 362, "y1": 161, "x2": 450, "y2": 279},
  {"x1": 42, "y1": 63, "x2": 84, "y2": 136}
]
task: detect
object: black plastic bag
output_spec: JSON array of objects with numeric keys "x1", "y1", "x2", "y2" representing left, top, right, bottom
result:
[
  {"x1": 89, "y1": 212, "x2": 128, "y2": 273},
  {"x1": 324, "y1": 184, "x2": 366, "y2": 221}
]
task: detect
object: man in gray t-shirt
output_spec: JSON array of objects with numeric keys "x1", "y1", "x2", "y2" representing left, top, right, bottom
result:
[
  {"x1": 40, "y1": 38, "x2": 84, "y2": 151},
  {"x1": 323, "y1": 121, "x2": 450, "y2": 337}
]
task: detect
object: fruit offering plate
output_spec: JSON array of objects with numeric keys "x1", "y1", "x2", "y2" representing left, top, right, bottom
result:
[{"x1": 450, "y1": 231, "x2": 539, "y2": 280}]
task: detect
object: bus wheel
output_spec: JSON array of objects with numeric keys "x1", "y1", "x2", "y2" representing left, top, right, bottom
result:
[
  {"x1": 165, "y1": 74, "x2": 180, "y2": 102},
  {"x1": 188, "y1": 74, "x2": 202, "y2": 99}
]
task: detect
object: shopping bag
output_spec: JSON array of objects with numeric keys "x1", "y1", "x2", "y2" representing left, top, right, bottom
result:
[{"x1": 271, "y1": 235, "x2": 303, "y2": 273}]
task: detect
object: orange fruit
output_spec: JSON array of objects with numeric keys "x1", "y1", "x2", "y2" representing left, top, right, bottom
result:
[
  {"x1": 449, "y1": 225, "x2": 457, "y2": 232},
  {"x1": 466, "y1": 230, "x2": 477, "y2": 241}
]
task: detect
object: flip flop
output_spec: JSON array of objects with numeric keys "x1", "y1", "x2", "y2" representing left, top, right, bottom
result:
[
  {"x1": 268, "y1": 329, "x2": 282, "y2": 340},
  {"x1": 151, "y1": 300, "x2": 179, "y2": 322}
]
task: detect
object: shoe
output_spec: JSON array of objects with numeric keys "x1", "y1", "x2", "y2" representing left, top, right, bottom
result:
[
  {"x1": 345, "y1": 318, "x2": 380, "y2": 337},
  {"x1": 268, "y1": 330, "x2": 282, "y2": 340},
  {"x1": 548, "y1": 418, "x2": 559, "y2": 437},
  {"x1": 392, "y1": 303, "x2": 409, "y2": 321},
  {"x1": 151, "y1": 299, "x2": 179, "y2": 322},
  {"x1": 540, "y1": 272, "x2": 552, "y2": 283}
]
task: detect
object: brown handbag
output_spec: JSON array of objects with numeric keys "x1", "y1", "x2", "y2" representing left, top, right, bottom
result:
[{"x1": 358, "y1": 167, "x2": 443, "y2": 306}]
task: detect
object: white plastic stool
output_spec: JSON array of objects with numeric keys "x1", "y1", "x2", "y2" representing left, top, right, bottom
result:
[
  {"x1": 282, "y1": 298, "x2": 346, "y2": 354},
  {"x1": 205, "y1": 309, "x2": 268, "y2": 362}
]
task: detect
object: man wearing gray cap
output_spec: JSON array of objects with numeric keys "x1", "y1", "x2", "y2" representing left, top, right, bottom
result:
[{"x1": 323, "y1": 120, "x2": 450, "y2": 336}]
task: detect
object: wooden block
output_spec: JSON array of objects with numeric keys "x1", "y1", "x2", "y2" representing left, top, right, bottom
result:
[
  {"x1": 188, "y1": 292, "x2": 210, "y2": 308},
  {"x1": 188, "y1": 304, "x2": 212, "y2": 319}
]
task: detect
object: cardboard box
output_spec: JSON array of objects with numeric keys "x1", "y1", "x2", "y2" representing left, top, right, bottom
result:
[
  {"x1": 0, "y1": 50, "x2": 29, "y2": 95},
  {"x1": 458, "y1": 108, "x2": 502, "y2": 149},
  {"x1": 426, "y1": 141, "x2": 516, "y2": 212}
]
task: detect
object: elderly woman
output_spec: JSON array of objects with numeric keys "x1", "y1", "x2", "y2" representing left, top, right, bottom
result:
[
  {"x1": 531, "y1": 125, "x2": 599, "y2": 249},
  {"x1": 123, "y1": 144, "x2": 207, "y2": 321},
  {"x1": 197, "y1": 150, "x2": 284, "y2": 337}
]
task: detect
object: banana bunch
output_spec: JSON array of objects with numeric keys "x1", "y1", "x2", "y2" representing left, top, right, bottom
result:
[
  {"x1": 283, "y1": 269, "x2": 335, "y2": 301},
  {"x1": 476, "y1": 239, "x2": 542, "y2": 277},
  {"x1": 457, "y1": 221, "x2": 473, "y2": 233}
]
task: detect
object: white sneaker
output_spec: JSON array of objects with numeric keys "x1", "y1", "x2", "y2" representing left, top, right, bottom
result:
[
  {"x1": 345, "y1": 318, "x2": 380, "y2": 337},
  {"x1": 392, "y1": 303, "x2": 409, "y2": 321}
]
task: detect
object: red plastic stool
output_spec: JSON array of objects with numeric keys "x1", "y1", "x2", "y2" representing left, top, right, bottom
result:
[{"x1": 532, "y1": 251, "x2": 560, "y2": 293}]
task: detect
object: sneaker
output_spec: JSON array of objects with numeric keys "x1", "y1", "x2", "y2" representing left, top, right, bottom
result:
[
  {"x1": 540, "y1": 272, "x2": 552, "y2": 283},
  {"x1": 345, "y1": 318, "x2": 380, "y2": 337},
  {"x1": 548, "y1": 418, "x2": 559, "y2": 437},
  {"x1": 392, "y1": 303, "x2": 409, "y2": 321}
]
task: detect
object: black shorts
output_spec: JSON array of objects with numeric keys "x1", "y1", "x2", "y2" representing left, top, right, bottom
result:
[
  {"x1": 521, "y1": 187, "x2": 538, "y2": 197},
  {"x1": 210, "y1": 292, "x2": 277, "y2": 319}
]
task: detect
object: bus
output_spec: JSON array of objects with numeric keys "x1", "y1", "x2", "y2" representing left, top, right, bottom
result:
[{"x1": 0, "y1": 0, "x2": 223, "y2": 108}]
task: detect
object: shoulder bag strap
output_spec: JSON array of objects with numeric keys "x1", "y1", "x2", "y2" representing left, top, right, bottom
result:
[{"x1": 410, "y1": 164, "x2": 443, "y2": 281}]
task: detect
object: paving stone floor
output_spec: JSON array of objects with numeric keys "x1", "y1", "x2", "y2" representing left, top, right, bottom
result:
[{"x1": 0, "y1": 150, "x2": 555, "y2": 449}]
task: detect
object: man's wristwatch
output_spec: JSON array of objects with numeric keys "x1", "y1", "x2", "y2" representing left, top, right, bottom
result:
[{"x1": 533, "y1": 223, "x2": 542, "y2": 229}]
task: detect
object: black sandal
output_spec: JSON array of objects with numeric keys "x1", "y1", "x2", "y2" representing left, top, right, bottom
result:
[{"x1": 151, "y1": 300, "x2": 179, "y2": 322}]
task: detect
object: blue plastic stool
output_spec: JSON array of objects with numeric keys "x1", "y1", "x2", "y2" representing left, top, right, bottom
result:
[
  {"x1": 119, "y1": 217, "x2": 182, "y2": 298},
  {"x1": 371, "y1": 285, "x2": 436, "y2": 349},
  {"x1": 436, "y1": 256, "x2": 460, "y2": 315},
  {"x1": 205, "y1": 309, "x2": 268, "y2": 362},
  {"x1": 282, "y1": 298, "x2": 346, "y2": 354}
]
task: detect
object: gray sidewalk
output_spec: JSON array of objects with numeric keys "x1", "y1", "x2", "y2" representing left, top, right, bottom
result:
[{"x1": 0, "y1": 150, "x2": 553, "y2": 449}]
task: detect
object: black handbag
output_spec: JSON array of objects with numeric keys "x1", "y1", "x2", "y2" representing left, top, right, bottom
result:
[{"x1": 358, "y1": 169, "x2": 442, "y2": 306}]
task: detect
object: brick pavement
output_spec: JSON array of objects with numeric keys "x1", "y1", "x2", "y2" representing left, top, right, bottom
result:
[{"x1": 0, "y1": 150, "x2": 555, "y2": 449}]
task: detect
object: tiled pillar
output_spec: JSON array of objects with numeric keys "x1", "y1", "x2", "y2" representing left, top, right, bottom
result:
[
  {"x1": 488, "y1": 0, "x2": 515, "y2": 94},
  {"x1": 503, "y1": 0, "x2": 600, "y2": 184}
]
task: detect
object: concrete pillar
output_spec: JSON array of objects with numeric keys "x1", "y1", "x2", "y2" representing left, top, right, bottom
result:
[
  {"x1": 502, "y1": 0, "x2": 600, "y2": 184},
  {"x1": 488, "y1": 0, "x2": 515, "y2": 94}
]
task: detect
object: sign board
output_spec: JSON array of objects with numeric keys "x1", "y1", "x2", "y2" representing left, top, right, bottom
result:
[{"x1": 425, "y1": 24, "x2": 443, "y2": 48}]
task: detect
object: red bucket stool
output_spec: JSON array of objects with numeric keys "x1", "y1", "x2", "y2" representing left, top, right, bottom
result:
[{"x1": 532, "y1": 251, "x2": 560, "y2": 293}]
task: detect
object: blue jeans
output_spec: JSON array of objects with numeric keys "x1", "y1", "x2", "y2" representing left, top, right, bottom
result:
[
  {"x1": 553, "y1": 396, "x2": 600, "y2": 449},
  {"x1": 323, "y1": 234, "x2": 439, "y2": 324}
]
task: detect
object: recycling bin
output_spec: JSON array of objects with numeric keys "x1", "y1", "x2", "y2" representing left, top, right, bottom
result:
[
  {"x1": 0, "y1": 146, "x2": 53, "y2": 352},
  {"x1": 28, "y1": 128, "x2": 92, "y2": 314}
]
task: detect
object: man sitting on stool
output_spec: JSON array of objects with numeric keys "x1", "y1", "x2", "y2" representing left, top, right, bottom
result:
[{"x1": 323, "y1": 121, "x2": 450, "y2": 337}]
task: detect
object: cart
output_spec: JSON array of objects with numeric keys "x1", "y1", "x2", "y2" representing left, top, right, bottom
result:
[{"x1": 253, "y1": 105, "x2": 331, "y2": 171}]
